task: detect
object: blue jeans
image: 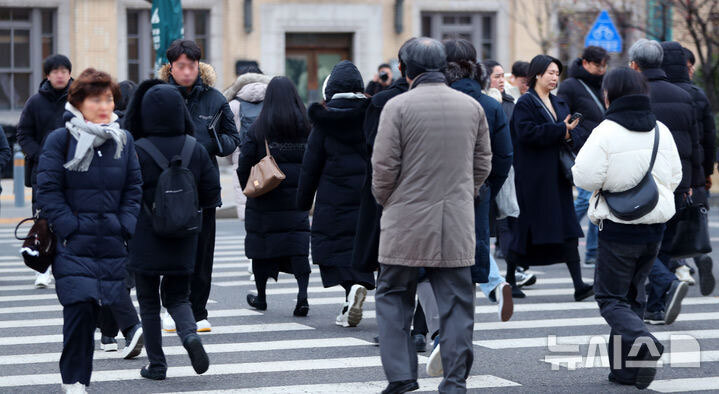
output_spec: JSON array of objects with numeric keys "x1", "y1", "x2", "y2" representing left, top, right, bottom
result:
[
  {"x1": 574, "y1": 187, "x2": 598, "y2": 260},
  {"x1": 646, "y1": 258, "x2": 677, "y2": 313},
  {"x1": 479, "y1": 254, "x2": 505, "y2": 298}
]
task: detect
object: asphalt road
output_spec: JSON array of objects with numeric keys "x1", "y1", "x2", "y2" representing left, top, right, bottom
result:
[{"x1": 0, "y1": 215, "x2": 718, "y2": 393}]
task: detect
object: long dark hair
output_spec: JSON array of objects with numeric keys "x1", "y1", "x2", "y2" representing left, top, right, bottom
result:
[{"x1": 252, "y1": 76, "x2": 310, "y2": 142}]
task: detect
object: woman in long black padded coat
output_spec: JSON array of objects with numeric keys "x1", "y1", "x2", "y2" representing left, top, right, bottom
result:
[
  {"x1": 297, "y1": 60, "x2": 375, "y2": 328},
  {"x1": 238, "y1": 77, "x2": 312, "y2": 317}
]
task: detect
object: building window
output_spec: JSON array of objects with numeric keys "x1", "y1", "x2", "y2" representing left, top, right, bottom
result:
[
  {"x1": 0, "y1": 7, "x2": 56, "y2": 111},
  {"x1": 126, "y1": 8, "x2": 210, "y2": 84},
  {"x1": 183, "y1": 10, "x2": 209, "y2": 60},
  {"x1": 421, "y1": 12, "x2": 496, "y2": 60}
]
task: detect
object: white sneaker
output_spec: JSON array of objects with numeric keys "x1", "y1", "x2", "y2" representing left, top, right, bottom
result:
[
  {"x1": 426, "y1": 337, "x2": 443, "y2": 377},
  {"x1": 162, "y1": 312, "x2": 176, "y2": 332},
  {"x1": 335, "y1": 302, "x2": 350, "y2": 327},
  {"x1": 61, "y1": 382, "x2": 87, "y2": 394},
  {"x1": 196, "y1": 319, "x2": 212, "y2": 332},
  {"x1": 34, "y1": 268, "x2": 52, "y2": 288},
  {"x1": 675, "y1": 265, "x2": 695, "y2": 285},
  {"x1": 495, "y1": 282, "x2": 514, "y2": 322},
  {"x1": 346, "y1": 284, "x2": 367, "y2": 327}
]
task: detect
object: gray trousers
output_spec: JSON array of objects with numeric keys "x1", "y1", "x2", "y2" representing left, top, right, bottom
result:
[
  {"x1": 376, "y1": 264, "x2": 475, "y2": 393},
  {"x1": 416, "y1": 280, "x2": 440, "y2": 337}
]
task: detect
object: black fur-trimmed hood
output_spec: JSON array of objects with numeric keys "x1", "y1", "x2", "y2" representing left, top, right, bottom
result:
[{"x1": 308, "y1": 98, "x2": 368, "y2": 145}]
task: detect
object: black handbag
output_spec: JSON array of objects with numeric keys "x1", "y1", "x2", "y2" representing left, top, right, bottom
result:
[
  {"x1": 15, "y1": 215, "x2": 57, "y2": 273},
  {"x1": 667, "y1": 197, "x2": 712, "y2": 259},
  {"x1": 597, "y1": 125, "x2": 660, "y2": 221}
]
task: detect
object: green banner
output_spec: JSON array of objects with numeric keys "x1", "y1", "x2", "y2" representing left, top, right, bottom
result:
[{"x1": 151, "y1": 0, "x2": 184, "y2": 75}]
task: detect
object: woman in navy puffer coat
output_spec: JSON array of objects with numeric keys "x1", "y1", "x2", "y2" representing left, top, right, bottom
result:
[{"x1": 36, "y1": 69, "x2": 142, "y2": 392}]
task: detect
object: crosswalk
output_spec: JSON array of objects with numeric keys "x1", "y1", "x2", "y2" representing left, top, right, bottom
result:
[{"x1": 0, "y1": 223, "x2": 718, "y2": 392}]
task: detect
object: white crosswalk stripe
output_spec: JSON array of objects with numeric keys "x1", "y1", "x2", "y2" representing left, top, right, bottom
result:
[{"x1": 2, "y1": 225, "x2": 718, "y2": 392}]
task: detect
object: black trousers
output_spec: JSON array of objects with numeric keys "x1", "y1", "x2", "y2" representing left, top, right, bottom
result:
[
  {"x1": 60, "y1": 302, "x2": 100, "y2": 385},
  {"x1": 98, "y1": 287, "x2": 139, "y2": 338},
  {"x1": 594, "y1": 238, "x2": 663, "y2": 382},
  {"x1": 191, "y1": 207, "x2": 216, "y2": 322},
  {"x1": 135, "y1": 273, "x2": 196, "y2": 370}
]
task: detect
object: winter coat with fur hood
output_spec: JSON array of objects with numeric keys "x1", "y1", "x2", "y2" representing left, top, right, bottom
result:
[
  {"x1": 159, "y1": 62, "x2": 240, "y2": 163},
  {"x1": 297, "y1": 61, "x2": 369, "y2": 268},
  {"x1": 224, "y1": 72, "x2": 271, "y2": 139}
]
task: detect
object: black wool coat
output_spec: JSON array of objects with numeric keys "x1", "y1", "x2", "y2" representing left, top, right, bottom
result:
[
  {"x1": 509, "y1": 89, "x2": 587, "y2": 254},
  {"x1": 351, "y1": 77, "x2": 408, "y2": 273},
  {"x1": 297, "y1": 98, "x2": 369, "y2": 268},
  {"x1": 238, "y1": 125, "x2": 310, "y2": 260}
]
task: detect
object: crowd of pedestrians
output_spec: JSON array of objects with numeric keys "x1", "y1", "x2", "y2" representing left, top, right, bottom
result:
[{"x1": 13, "y1": 34, "x2": 717, "y2": 393}]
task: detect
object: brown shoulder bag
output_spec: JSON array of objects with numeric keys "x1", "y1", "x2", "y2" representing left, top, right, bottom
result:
[{"x1": 243, "y1": 139, "x2": 286, "y2": 198}]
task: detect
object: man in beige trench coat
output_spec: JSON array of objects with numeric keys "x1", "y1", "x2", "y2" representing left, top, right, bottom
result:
[{"x1": 372, "y1": 37, "x2": 492, "y2": 394}]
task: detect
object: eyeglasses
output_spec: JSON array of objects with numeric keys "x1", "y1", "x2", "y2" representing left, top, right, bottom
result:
[{"x1": 591, "y1": 62, "x2": 608, "y2": 70}]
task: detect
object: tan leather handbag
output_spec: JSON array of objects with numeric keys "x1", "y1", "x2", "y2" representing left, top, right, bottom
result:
[{"x1": 243, "y1": 139, "x2": 286, "y2": 198}]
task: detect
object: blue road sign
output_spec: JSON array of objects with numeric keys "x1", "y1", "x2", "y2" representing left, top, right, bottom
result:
[{"x1": 585, "y1": 10, "x2": 623, "y2": 53}]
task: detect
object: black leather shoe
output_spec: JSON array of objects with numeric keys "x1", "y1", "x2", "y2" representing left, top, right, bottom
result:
[
  {"x1": 247, "y1": 294, "x2": 267, "y2": 311},
  {"x1": 140, "y1": 365, "x2": 166, "y2": 380},
  {"x1": 607, "y1": 372, "x2": 634, "y2": 386},
  {"x1": 695, "y1": 255, "x2": 715, "y2": 296},
  {"x1": 511, "y1": 284, "x2": 526, "y2": 298},
  {"x1": 293, "y1": 298, "x2": 309, "y2": 317},
  {"x1": 382, "y1": 380, "x2": 419, "y2": 394},
  {"x1": 183, "y1": 334, "x2": 210, "y2": 375},
  {"x1": 574, "y1": 283, "x2": 594, "y2": 301}
]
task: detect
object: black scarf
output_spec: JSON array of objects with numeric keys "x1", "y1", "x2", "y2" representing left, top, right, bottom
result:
[{"x1": 410, "y1": 72, "x2": 447, "y2": 90}]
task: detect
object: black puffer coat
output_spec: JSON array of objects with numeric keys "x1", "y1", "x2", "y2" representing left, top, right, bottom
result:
[
  {"x1": 297, "y1": 62, "x2": 368, "y2": 270},
  {"x1": 661, "y1": 41, "x2": 716, "y2": 187},
  {"x1": 557, "y1": 58, "x2": 605, "y2": 133},
  {"x1": 125, "y1": 82, "x2": 221, "y2": 276},
  {"x1": 238, "y1": 125, "x2": 310, "y2": 260},
  {"x1": 16, "y1": 79, "x2": 72, "y2": 187},
  {"x1": 297, "y1": 97, "x2": 368, "y2": 268},
  {"x1": 642, "y1": 67, "x2": 699, "y2": 194}
]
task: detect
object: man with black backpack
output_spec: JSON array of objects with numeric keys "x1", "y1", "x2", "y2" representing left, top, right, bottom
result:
[
  {"x1": 159, "y1": 40, "x2": 240, "y2": 332},
  {"x1": 125, "y1": 81, "x2": 221, "y2": 380},
  {"x1": 223, "y1": 65, "x2": 271, "y2": 221}
]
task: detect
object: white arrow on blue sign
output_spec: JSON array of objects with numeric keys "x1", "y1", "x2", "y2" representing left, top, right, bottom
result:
[{"x1": 585, "y1": 10, "x2": 623, "y2": 53}]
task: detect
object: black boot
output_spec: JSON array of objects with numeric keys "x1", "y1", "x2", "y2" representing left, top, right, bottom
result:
[
  {"x1": 247, "y1": 294, "x2": 267, "y2": 311},
  {"x1": 293, "y1": 298, "x2": 309, "y2": 317}
]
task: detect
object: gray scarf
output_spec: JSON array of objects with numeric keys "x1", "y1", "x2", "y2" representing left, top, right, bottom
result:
[{"x1": 64, "y1": 111, "x2": 126, "y2": 172}]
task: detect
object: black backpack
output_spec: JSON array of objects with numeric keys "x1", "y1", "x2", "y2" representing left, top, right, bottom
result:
[{"x1": 135, "y1": 136, "x2": 201, "y2": 238}]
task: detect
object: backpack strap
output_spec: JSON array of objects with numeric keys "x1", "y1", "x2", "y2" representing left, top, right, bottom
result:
[
  {"x1": 180, "y1": 135, "x2": 196, "y2": 168},
  {"x1": 135, "y1": 139, "x2": 170, "y2": 169}
]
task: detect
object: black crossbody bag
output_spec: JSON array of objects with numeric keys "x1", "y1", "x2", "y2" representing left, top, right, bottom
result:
[{"x1": 597, "y1": 125, "x2": 660, "y2": 221}]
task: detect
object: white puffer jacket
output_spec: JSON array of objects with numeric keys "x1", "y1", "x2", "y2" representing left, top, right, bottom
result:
[{"x1": 572, "y1": 119, "x2": 682, "y2": 226}]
